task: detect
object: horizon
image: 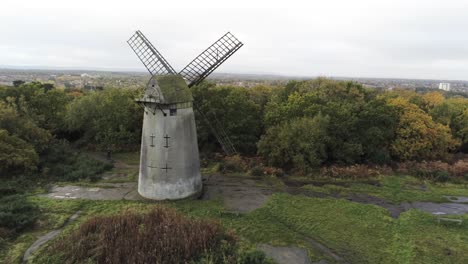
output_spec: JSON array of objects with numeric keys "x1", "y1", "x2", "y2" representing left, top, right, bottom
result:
[
  {"x1": 2, "y1": 1, "x2": 468, "y2": 81},
  {"x1": 1, "y1": 65, "x2": 468, "y2": 83}
]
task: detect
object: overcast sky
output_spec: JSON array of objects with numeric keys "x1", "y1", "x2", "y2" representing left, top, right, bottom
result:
[{"x1": 1, "y1": 0, "x2": 468, "y2": 80}]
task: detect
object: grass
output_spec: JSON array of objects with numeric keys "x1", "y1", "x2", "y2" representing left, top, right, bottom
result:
[
  {"x1": 0, "y1": 197, "x2": 84, "y2": 263},
  {"x1": 302, "y1": 175, "x2": 468, "y2": 203},
  {"x1": 23, "y1": 191, "x2": 468, "y2": 264},
  {"x1": 111, "y1": 152, "x2": 140, "y2": 166},
  {"x1": 3, "y1": 151, "x2": 468, "y2": 264},
  {"x1": 19, "y1": 198, "x2": 325, "y2": 263},
  {"x1": 258, "y1": 193, "x2": 468, "y2": 264},
  {"x1": 3, "y1": 188, "x2": 468, "y2": 264}
]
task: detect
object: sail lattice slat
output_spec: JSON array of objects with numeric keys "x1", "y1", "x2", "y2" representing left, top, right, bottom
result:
[
  {"x1": 179, "y1": 32, "x2": 243, "y2": 87},
  {"x1": 127, "y1": 30, "x2": 176, "y2": 75}
]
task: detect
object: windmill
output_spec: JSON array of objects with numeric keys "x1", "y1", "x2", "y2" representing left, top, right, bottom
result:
[{"x1": 127, "y1": 30, "x2": 243, "y2": 200}]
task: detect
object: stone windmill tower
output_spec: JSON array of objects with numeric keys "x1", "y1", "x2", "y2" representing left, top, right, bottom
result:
[{"x1": 127, "y1": 30, "x2": 243, "y2": 200}]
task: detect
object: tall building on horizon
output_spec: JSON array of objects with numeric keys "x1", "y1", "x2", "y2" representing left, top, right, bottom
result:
[{"x1": 439, "y1": 82, "x2": 451, "y2": 91}]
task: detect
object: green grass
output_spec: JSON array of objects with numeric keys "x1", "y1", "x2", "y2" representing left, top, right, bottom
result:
[
  {"x1": 3, "y1": 169, "x2": 468, "y2": 264},
  {"x1": 26, "y1": 192, "x2": 468, "y2": 264},
  {"x1": 303, "y1": 176, "x2": 468, "y2": 203},
  {"x1": 25, "y1": 198, "x2": 326, "y2": 263},
  {"x1": 111, "y1": 152, "x2": 140, "y2": 166},
  {"x1": 260, "y1": 193, "x2": 468, "y2": 264},
  {"x1": 0, "y1": 197, "x2": 84, "y2": 263}
]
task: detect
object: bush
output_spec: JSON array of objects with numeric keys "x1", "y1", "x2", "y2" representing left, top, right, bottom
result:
[
  {"x1": 42, "y1": 141, "x2": 113, "y2": 181},
  {"x1": 258, "y1": 115, "x2": 330, "y2": 172},
  {"x1": 450, "y1": 159, "x2": 468, "y2": 177},
  {"x1": 238, "y1": 250, "x2": 269, "y2": 264},
  {"x1": 0, "y1": 129, "x2": 39, "y2": 175},
  {"x1": 221, "y1": 155, "x2": 249, "y2": 173},
  {"x1": 397, "y1": 159, "x2": 468, "y2": 182},
  {"x1": 249, "y1": 166, "x2": 264, "y2": 177},
  {"x1": 0, "y1": 227, "x2": 12, "y2": 241},
  {"x1": 45, "y1": 207, "x2": 239, "y2": 264},
  {"x1": 320, "y1": 164, "x2": 385, "y2": 180},
  {"x1": 65, "y1": 88, "x2": 142, "y2": 150},
  {"x1": 0, "y1": 195, "x2": 39, "y2": 233}
]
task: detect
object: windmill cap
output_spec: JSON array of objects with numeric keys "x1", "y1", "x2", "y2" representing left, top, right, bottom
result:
[{"x1": 148, "y1": 74, "x2": 192, "y2": 104}]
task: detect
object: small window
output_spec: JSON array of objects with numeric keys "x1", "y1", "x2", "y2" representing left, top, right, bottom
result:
[{"x1": 170, "y1": 108, "x2": 177, "y2": 116}]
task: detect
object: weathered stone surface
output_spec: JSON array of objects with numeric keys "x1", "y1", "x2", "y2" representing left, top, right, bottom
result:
[
  {"x1": 444, "y1": 196, "x2": 468, "y2": 203},
  {"x1": 202, "y1": 175, "x2": 272, "y2": 213},
  {"x1": 257, "y1": 244, "x2": 312, "y2": 264},
  {"x1": 402, "y1": 201, "x2": 468, "y2": 215},
  {"x1": 42, "y1": 183, "x2": 140, "y2": 200},
  {"x1": 138, "y1": 105, "x2": 202, "y2": 200}
]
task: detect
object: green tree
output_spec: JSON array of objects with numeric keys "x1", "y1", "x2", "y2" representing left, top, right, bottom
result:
[
  {"x1": 66, "y1": 88, "x2": 141, "y2": 150},
  {"x1": 0, "y1": 129, "x2": 39, "y2": 175},
  {"x1": 192, "y1": 83, "x2": 262, "y2": 154},
  {"x1": 0, "y1": 82, "x2": 71, "y2": 133},
  {"x1": 12, "y1": 80, "x2": 25, "y2": 87},
  {"x1": 430, "y1": 97, "x2": 468, "y2": 150},
  {"x1": 356, "y1": 99, "x2": 398, "y2": 164},
  {"x1": 263, "y1": 79, "x2": 372, "y2": 164},
  {"x1": 258, "y1": 115, "x2": 330, "y2": 171},
  {"x1": 0, "y1": 101, "x2": 52, "y2": 153}
]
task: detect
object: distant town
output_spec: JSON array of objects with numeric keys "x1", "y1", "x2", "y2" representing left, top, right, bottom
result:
[{"x1": 1, "y1": 68, "x2": 468, "y2": 93}]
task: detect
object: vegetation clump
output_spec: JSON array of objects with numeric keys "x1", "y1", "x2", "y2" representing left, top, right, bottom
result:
[
  {"x1": 0, "y1": 195, "x2": 39, "y2": 238},
  {"x1": 42, "y1": 207, "x2": 262, "y2": 264}
]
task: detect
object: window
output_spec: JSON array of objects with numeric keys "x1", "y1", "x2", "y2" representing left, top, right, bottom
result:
[{"x1": 170, "y1": 108, "x2": 177, "y2": 116}]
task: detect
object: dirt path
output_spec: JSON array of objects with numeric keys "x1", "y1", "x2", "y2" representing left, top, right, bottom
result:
[{"x1": 22, "y1": 211, "x2": 81, "y2": 264}]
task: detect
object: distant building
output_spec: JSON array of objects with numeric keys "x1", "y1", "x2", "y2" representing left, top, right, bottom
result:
[{"x1": 439, "y1": 83, "x2": 451, "y2": 91}]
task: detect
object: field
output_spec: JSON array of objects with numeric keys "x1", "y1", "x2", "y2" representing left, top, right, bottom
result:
[{"x1": 2, "y1": 152, "x2": 468, "y2": 264}]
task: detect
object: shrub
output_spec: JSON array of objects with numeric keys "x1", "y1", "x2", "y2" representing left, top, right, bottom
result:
[
  {"x1": 0, "y1": 227, "x2": 12, "y2": 240},
  {"x1": 221, "y1": 155, "x2": 249, "y2": 173},
  {"x1": 0, "y1": 195, "x2": 39, "y2": 233},
  {"x1": 258, "y1": 115, "x2": 330, "y2": 172},
  {"x1": 320, "y1": 164, "x2": 383, "y2": 180},
  {"x1": 262, "y1": 166, "x2": 285, "y2": 177},
  {"x1": 65, "y1": 88, "x2": 142, "y2": 150},
  {"x1": 397, "y1": 159, "x2": 468, "y2": 182},
  {"x1": 249, "y1": 166, "x2": 264, "y2": 177},
  {"x1": 238, "y1": 250, "x2": 269, "y2": 264},
  {"x1": 412, "y1": 169, "x2": 450, "y2": 183},
  {"x1": 450, "y1": 159, "x2": 468, "y2": 177},
  {"x1": 45, "y1": 207, "x2": 239, "y2": 264},
  {"x1": 42, "y1": 140, "x2": 113, "y2": 181},
  {"x1": 434, "y1": 170, "x2": 450, "y2": 182}
]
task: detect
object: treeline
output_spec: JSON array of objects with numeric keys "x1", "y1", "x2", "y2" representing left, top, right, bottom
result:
[
  {"x1": 0, "y1": 82, "x2": 126, "y2": 179},
  {"x1": 193, "y1": 79, "x2": 467, "y2": 172},
  {"x1": 1, "y1": 79, "x2": 467, "y2": 177}
]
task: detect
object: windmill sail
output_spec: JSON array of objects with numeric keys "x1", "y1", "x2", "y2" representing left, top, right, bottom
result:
[
  {"x1": 127, "y1": 30, "x2": 176, "y2": 75},
  {"x1": 180, "y1": 32, "x2": 243, "y2": 87}
]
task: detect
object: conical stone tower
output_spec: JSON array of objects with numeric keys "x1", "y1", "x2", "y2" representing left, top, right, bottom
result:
[{"x1": 137, "y1": 75, "x2": 201, "y2": 200}]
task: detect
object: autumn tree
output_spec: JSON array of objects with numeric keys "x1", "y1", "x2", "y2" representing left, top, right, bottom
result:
[{"x1": 388, "y1": 97, "x2": 459, "y2": 160}]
